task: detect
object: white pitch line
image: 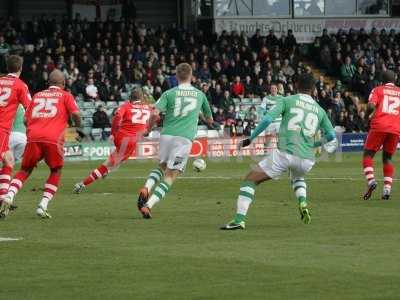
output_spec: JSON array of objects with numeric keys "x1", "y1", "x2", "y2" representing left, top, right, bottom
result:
[
  {"x1": 0, "y1": 237, "x2": 22, "y2": 242},
  {"x1": 62, "y1": 176, "x2": 399, "y2": 182}
]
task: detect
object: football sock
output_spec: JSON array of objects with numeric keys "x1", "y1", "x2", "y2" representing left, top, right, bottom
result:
[
  {"x1": 40, "y1": 171, "x2": 61, "y2": 210},
  {"x1": 383, "y1": 162, "x2": 394, "y2": 194},
  {"x1": 7, "y1": 171, "x2": 30, "y2": 202},
  {"x1": 146, "y1": 180, "x2": 170, "y2": 208},
  {"x1": 83, "y1": 165, "x2": 109, "y2": 186},
  {"x1": 144, "y1": 168, "x2": 164, "y2": 191},
  {"x1": 0, "y1": 165, "x2": 13, "y2": 197},
  {"x1": 234, "y1": 181, "x2": 256, "y2": 224},
  {"x1": 363, "y1": 156, "x2": 375, "y2": 186},
  {"x1": 292, "y1": 178, "x2": 307, "y2": 204}
]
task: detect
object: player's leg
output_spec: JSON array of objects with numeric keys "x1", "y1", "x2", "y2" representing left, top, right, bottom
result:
[
  {"x1": 0, "y1": 150, "x2": 15, "y2": 198},
  {"x1": 362, "y1": 131, "x2": 383, "y2": 200},
  {"x1": 0, "y1": 142, "x2": 39, "y2": 218},
  {"x1": 221, "y1": 149, "x2": 287, "y2": 230},
  {"x1": 290, "y1": 157, "x2": 315, "y2": 224},
  {"x1": 36, "y1": 143, "x2": 64, "y2": 218},
  {"x1": 381, "y1": 133, "x2": 399, "y2": 200},
  {"x1": 138, "y1": 136, "x2": 191, "y2": 219},
  {"x1": 74, "y1": 137, "x2": 135, "y2": 193},
  {"x1": 0, "y1": 132, "x2": 14, "y2": 200}
]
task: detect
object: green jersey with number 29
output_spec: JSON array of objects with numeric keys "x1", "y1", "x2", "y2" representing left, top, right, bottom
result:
[
  {"x1": 155, "y1": 84, "x2": 213, "y2": 141},
  {"x1": 266, "y1": 93, "x2": 334, "y2": 160}
]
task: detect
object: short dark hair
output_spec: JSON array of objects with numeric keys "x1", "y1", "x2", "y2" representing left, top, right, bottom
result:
[
  {"x1": 176, "y1": 63, "x2": 192, "y2": 82},
  {"x1": 381, "y1": 70, "x2": 396, "y2": 84},
  {"x1": 6, "y1": 55, "x2": 23, "y2": 73},
  {"x1": 297, "y1": 74, "x2": 316, "y2": 93}
]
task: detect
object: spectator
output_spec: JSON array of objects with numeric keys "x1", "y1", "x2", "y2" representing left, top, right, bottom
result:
[
  {"x1": 214, "y1": 108, "x2": 226, "y2": 125},
  {"x1": 340, "y1": 56, "x2": 356, "y2": 84},
  {"x1": 220, "y1": 90, "x2": 235, "y2": 111},
  {"x1": 244, "y1": 120, "x2": 256, "y2": 136},
  {"x1": 85, "y1": 78, "x2": 99, "y2": 101},
  {"x1": 231, "y1": 76, "x2": 245, "y2": 98},
  {"x1": 92, "y1": 105, "x2": 111, "y2": 139}
]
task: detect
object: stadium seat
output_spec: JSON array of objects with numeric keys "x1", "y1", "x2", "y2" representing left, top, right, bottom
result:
[
  {"x1": 91, "y1": 128, "x2": 103, "y2": 141},
  {"x1": 106, "y1": 101, "x2": 118, "y2": 109}
]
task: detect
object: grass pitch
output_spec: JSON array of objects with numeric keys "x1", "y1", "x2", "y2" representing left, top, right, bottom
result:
[{"x1": 1, "y1": 153, "x2": 400, "y2": 299}]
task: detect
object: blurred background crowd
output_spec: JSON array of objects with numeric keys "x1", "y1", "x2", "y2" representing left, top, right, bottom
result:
[{"x1": 1, "y1": 15, "x2": 396, "y2": 139}]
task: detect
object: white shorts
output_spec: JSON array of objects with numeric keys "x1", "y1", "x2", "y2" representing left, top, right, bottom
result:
[
  {"x1": 159, "y1": 135, "x2": 192, "y2": 171},
  {"x1": 258, "y1": 149, "x2": 315, "y2": 179},
  {"x1": 9, "y1": 132, "x2": 27, "y2": 162}
]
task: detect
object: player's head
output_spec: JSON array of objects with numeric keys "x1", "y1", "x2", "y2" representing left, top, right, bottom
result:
[
  {"x1": 130, "y1": 87, "x2": 144, "y2": 103},
  {"x1": 49, "y1": 69, "x2": 66, "y2": 88},
  {"x1": 176, "y1": 63, "x2": 192, "y2": 84},
  {"x1": 296, "y1": 74, "x2": 316, "y2": 95},
  {"x1": 381, "y1": 70, "x2": 396, "y2": 85},
  {"x1": 6, "y1": 55, "x2": 23, "y2": 76}
]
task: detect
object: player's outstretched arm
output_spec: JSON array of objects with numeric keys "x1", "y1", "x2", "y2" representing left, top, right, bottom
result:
[
  {"x1": 147, "y1": 109, "x2": 161, "y2": 133},
  {"x1": 71, "y1": 112, "x2": 82, "y2": 128}
]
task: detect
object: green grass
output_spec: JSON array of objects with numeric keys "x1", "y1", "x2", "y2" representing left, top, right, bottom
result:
[{"x1": 1, "y1": 153, "x2": 400, "y2": 299}]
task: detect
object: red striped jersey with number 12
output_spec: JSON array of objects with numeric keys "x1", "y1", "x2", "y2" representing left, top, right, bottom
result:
[
  {"x1": 369, "y1": 83, "x2": 400, "y2": 135},
  {"x1": 111, "y1": 101, "x2": 152, "y2": 136},
  {"x1": 0, "y1": 74, "x2": 31, "y2": 133}
]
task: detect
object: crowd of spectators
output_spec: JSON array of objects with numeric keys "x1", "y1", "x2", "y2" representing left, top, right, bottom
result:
[
  {"x1": 314, "y1": 27, "x2": 400, "y2": 132},
  {"x1": 0, "y1": 15, "x2": 389, "y2": 137}
]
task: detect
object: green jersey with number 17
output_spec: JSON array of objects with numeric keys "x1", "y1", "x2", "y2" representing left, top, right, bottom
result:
[
  {"x1": 155, "y1": 83, "x2": 213, "y2": 141},
  {"x1": 266, "y1": 93, "x2": 334, "y2": 160}
]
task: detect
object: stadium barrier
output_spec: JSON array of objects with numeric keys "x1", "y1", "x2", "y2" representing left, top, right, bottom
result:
[{"x1": 64, "y1": 133, "x2": 368, "y2": 161}]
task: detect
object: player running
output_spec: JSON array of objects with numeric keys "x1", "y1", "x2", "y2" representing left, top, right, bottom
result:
[
  {"x1": 0, "y1": 70, "x2": 81, "y2": 218},
  {"x1": 73, "y1": 88, "x2": 152, "y2": 193},
  {"x1": 221, "y1": 74, "x2": 337, "y2": 230},
  {"x1": 137, "y1": 63, "x2": 213, "y2": 219},
  {"x1": 0, "y1": 55, "x2": 31, "y2": 201},
  {"x1": 362, "y1": 70, "x2": 400, "y2": 201}
]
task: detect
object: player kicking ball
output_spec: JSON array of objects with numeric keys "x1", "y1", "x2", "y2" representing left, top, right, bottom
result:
[
  {"x1": 221, "y1": 74, "x2": 337, "y2": 230},
  {"x1": 0, "y1": 70, "x2": 81, "y2": 218},
  {"x1": 137, "y1": 63, "x2": 213, "y2": 219},
  {"x1": 362, "y1": 70, "x2": 400, "y2": 200},
  {"x1": 73, "y1": 88, "x2": 152, "y2": 193}
]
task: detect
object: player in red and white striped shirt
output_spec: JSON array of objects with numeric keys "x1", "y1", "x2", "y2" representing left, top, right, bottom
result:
[
  {"x1": 73, "y1": 88, "x2": 152, "y2": 194},
  {"x1": 363, "y1": 70, "x2": 400, "y2": 200},
  {"x1": 0, "y1": 55, "x2": 31, "y2": 203},
  {"x1": 0, "y1": 70, "x2": 81, "y2": 218}
]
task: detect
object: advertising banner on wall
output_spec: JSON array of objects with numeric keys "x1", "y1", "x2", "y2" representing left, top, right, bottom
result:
[
  {"x1": 214, "y1": 18, "x2": 400, "y2": 43},
  {"x1": 64, "y1": 133, "x2": 370, "y2": 162}
]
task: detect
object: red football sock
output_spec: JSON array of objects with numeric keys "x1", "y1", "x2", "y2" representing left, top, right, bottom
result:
[
  {"x1": 363, "y1": 156, "x2": 375, "y2": 185},
  {"x1": 8, "y1": 170, "x2": 30, "y2": 197},
  {"x1": 82, "y1": 165, "x2": 109, "y2": 186},
  {"x1": 0, "y1": 165, "x2": 13, "y2": 196},
  {"x1": 42, "y1": 171, "x2": 61, "y2": 202},
  {"x1": 383, "y1": 163, "x2": 394, "y2": 192}
]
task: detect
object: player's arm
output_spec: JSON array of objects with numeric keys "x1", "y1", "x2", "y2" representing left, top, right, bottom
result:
[
  {"x1": 366, "y1": 88, "x2": 379, "y2": 120},
  {"x1": 146, "y1": 91, "x2": 168, "y2": 132},
  {"x1": 111, "y1": 107, "x2": 123, "y2": 137},
  {"x1": 19, "y1": 83, "x2": 32, "y2": 109},
  {"x1": 241, "y1": 100, "x2": 285, "y2": 148},
  {"x1": 65, "y1": 93, "x2": 82, "y2": 134},
  {"x1": 201, "y1": 94, "x2": 214, "y2": 128},
  {"x1": 314, "y1": 112, "x2": 337, "y2": 153}
]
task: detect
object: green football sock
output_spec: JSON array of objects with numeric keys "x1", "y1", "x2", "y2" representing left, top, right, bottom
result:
[
  {"x1": 292, "y1": 178, "x2": 307, "y2": 204},
  {"x1": 144, "y1": 168, "x2": 164, "y2": 191},
  {"x1": 234, "y1": 180, "x2": 256, "y2": 224},
  {"x1": 146, "y1": 180, "x2": 171, "y2": 209}
]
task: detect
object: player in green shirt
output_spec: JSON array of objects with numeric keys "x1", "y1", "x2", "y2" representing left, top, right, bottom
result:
[
  {"x1": 9, "y1": 105, "x2": 27, "y2": 162},
  {"x1": 221, "y1": 74, "x2": 337, "y2": 230},
  {"x1": 137, "y1": 63, "x2": 213, "y2": 219}
]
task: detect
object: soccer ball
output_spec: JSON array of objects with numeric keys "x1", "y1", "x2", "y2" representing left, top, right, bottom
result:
[{"x1": 193, "y1": 158, "x2": 206, "y2": 172}]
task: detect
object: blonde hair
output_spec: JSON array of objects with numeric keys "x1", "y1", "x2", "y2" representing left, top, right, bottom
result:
[{"x1": 176, "y1": 63, "x2": 192, "y2": 82}]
